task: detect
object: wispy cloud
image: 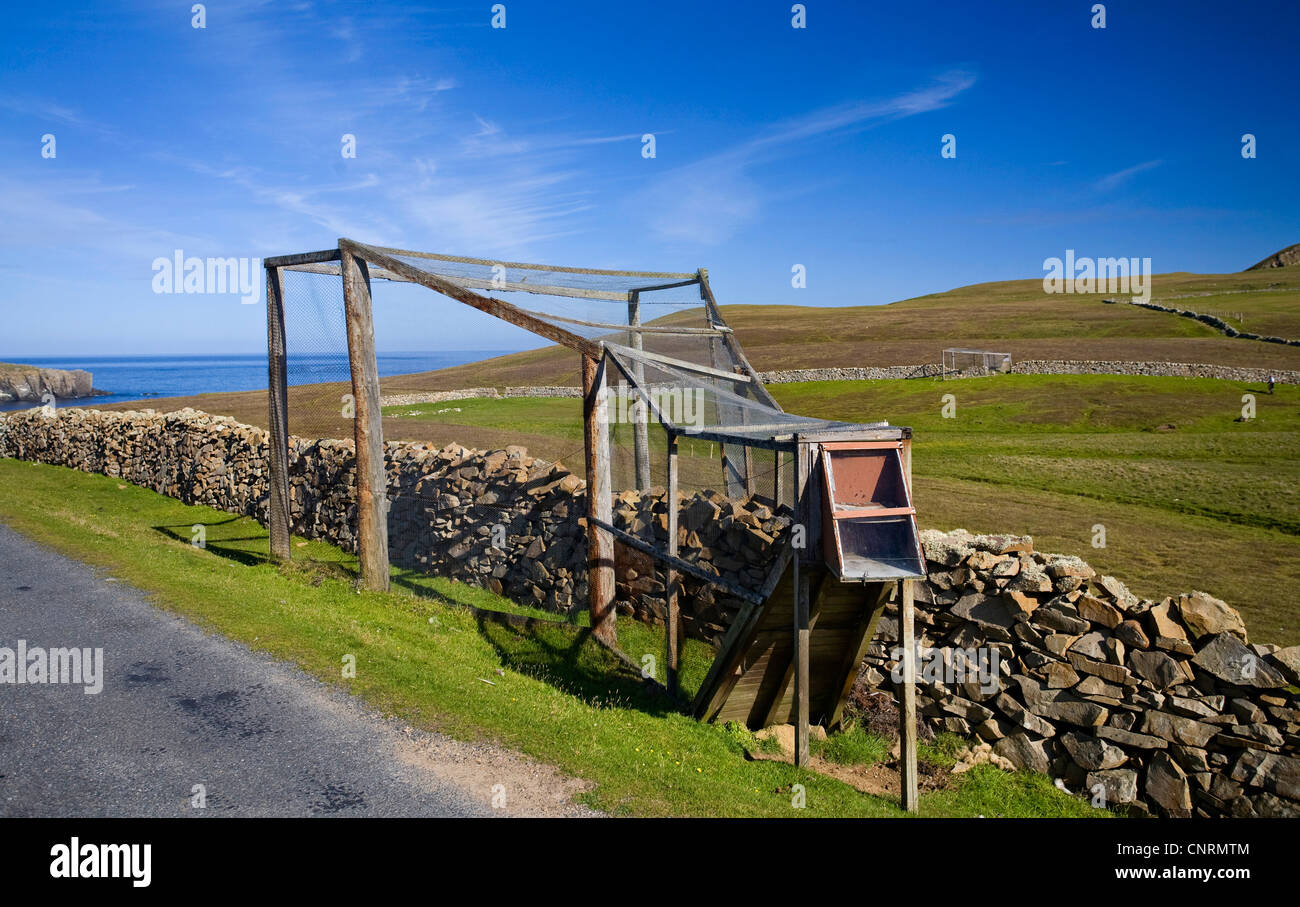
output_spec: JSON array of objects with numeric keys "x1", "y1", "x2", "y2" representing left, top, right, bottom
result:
[
  {"x1": 634, "y1": 71, "x2": 977, "y2": 245},
  {"x1": 1095, "y1": 159, "x2": 1162, "y2": 192}
]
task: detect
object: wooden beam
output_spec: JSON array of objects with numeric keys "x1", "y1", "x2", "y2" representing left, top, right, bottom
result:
[
  {"x1": 628, "y1": 292, "x2": 651, "y2": 490},
  {"x1": 362, "y1": 243, "x2": 697, "y2": 280},
  {"x1": 739, "y1": 366, "x2": 755, "y2": 497},
  {"x1": 587, "y1": 516, "x2": 763, "y2": 605},
  {"x1": 264, "y1": 264, "x2": 291, "y2": 561},
  {"x1": 697, "y1": 269, "x2": 782, "y2": 409},
  {"x1": 279, "y1": 260, "x2": 410, "y2": 283},
  {"x1": 665, "y1": 431, "x2": 680, "y2": 695},
  {"x1": 583, "y1": 354, "x2": 617, "y2": 646},
  {"x1": 341, "y1": 247, "x2": 390, "y2": 592},
  {"x1": 515, "y1": 309, "x2": 728, "y2": 335},
  {"x1": 340, "y1": 239, "x2": 601, "y2": 358},
  {"x1": 264, "y1": 248, "x2": 342, "y2": 268},
  {"x1": 899, "y1": 578, "x2": 919, "y2": 812},
  {"x1": 608, "y1": 344, "x2": 755, "y2": 383},
  {"x1": 679, "y1": 427, "x2": 798, "y2": 452}
]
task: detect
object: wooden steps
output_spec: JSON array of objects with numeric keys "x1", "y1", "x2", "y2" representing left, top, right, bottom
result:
[{"x1": 693, "y1": 561, "x2": 892, "y2": 730}]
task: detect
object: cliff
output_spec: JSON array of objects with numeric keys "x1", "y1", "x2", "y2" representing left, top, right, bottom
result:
[{"x1": 0, "y1": 363, "x2": 97, "y2": 403}]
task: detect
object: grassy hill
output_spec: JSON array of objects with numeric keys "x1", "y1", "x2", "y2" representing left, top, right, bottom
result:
[
  {"x1": 376, "y1": 264, "x2": 1300, "y2": 388},
  {"x1": 93, "y1": 264, "x2": 1300, "y2": 437}
]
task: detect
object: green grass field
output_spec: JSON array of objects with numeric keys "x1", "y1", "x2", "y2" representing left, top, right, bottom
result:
[
  {"x1": 380, "y1": 373, "x2": 1300, "y2": 646},
  {"x1": 0, "y1": 458, "x2": 1103, "y2": 818}
]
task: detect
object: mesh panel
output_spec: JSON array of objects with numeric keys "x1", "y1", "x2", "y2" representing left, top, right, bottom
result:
[
  {"x1": 361, "y1": 248, "x2": 728, "y2": 384},
  {"x1": 279, "y1": 267, "x2": 353, "y2": 440}
]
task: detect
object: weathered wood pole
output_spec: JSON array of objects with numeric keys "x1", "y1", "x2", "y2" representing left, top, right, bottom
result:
[
  {"x1": 627, "y1": 292, "x2": 651, "y2": 489},
  {"x1": 265, "y1": 264, "x2": 292, "y2": 561},
  {"x1": 341, "y1": 246, "x2": 389, "y2": 592},
  {"x1": 582, "y1": 353, "x2": 617, "y2": 646},
  {"x1": 665, "y1": 431, "x2": 680, "y2": 694},
  {"x1": 793, "y1": 558, "x2": 811, "y2": 767},
  {"x1": 900, "y1": 577, "x2": 919, "y2": 811},
  {"x1": 774, "y1": 450, "x2": 784, "y2": 508}
]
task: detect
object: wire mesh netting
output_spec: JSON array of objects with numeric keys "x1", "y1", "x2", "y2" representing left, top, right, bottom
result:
[
  {"x1": 274, "y1": 244, "x2": 901, "y2": 596},
  {"x1": 336, "y1": 243, "x2": 879, "y2": 506},
  {"x1": 942, "y1": 347, "x2": 1012, "y2": 378},
  {"x1": 279, "y1": 267, "x2": 354, "y2": 440}
]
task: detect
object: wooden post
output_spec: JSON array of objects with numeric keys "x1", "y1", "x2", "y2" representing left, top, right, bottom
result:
[
  {"x1": 665, "y1": 431, "x2": 680, "y2": 694},
  {"x1": 582, "y1": 353, "x2": 617, "y2": 646},
  {"x1": 899, "y1": 433, "x2": 918, "y2": 810},
  {"x1": 341, "y1": 246, "x2": 389, "y2": 592},
  {"x1": 793, "y1": 558, "x2": 811, "y2": 767},
  {"x1": 900, "y1": 578, "x2": 919, "y2": 812},
  {"x1": 628, "y1": 292, "x2": 651, "y2": 490},
  {"x1": 265, "y1": 264, "x2": 291, "y2": 561},
  {"x1": 774, "y1": 450, "x2": 784, "y2": 509}
]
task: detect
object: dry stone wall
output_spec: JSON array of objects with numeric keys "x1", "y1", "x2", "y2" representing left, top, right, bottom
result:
[
  {"x1": 0, "y1": 407, "x2": 784, "y2": 643},
  {"x1": 856, "y1": 529, "x2": 1300, "y2": 818}
]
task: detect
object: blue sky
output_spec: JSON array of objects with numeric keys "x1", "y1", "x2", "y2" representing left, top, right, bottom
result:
[{"x1": 1, "y1": 0, "x2": 1297, "y2": 356}]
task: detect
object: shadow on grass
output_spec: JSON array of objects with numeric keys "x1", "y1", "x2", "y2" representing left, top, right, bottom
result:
[
  {"x1": 153, "y1": 515, "x2": 684, "y2": 719},
  {"x1": 392, "y1": 569, "x2": 683, "y2": 718},
  {"x1": 152, "y1": 517, "x2": 274, "y2": 568},
  {"x1": 474, "y1": 615, "x2": 682, "y2": 718}
]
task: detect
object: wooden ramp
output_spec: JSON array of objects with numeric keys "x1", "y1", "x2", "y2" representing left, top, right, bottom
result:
[{"x1": 693, "y1": 561, "x2": 893, "y2": 730}]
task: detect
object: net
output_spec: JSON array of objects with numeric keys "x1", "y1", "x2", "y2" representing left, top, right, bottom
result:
[{"x1": 942, "y1": 348, "x2": 1012, "y2": 378}]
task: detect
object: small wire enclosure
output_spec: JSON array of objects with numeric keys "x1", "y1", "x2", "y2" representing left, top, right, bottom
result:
[{"x1": 819, "y1": 442, "x2": 925, "y2": 580}]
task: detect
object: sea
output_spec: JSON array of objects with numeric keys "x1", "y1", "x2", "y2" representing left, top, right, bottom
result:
[{"x1": 0, "y1": 351, "x2": 519, "y2": 413}]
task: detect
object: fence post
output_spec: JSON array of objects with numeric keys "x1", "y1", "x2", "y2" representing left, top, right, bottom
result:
[
  {"x1": 793, "y1": 558, "x2": 810, "y2": 767},
  {"x1": 341, "y1": 245, "x2": 389, "y2": 592},
  {"x1": 582, "y1": 353, "x2": 616, "y2": 646},
  {"x1": 265, "y1": 264, "x2": 291, "y2": 561},
  {"x1": 627, "y1": 291, "x2": 651, "y2": 489},
  {"x1": 900, "y1": 577, "x2": 919, "y2": 812},
  {"x1": 665, "y1": 430, "x2": 680, "y2": 694}
]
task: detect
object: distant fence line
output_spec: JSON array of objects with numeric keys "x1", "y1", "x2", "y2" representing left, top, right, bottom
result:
[
  {"x1": 1104, "y1": 297, "x2": 1300, "y2": 347},
  {"x1": 379, "y1": 360, "x2": 1296, "y2": 407}
]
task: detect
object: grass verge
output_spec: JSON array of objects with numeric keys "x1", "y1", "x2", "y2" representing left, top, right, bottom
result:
[{"x1": 0, "y1": 458, "x2": 1103, "y2": 818}]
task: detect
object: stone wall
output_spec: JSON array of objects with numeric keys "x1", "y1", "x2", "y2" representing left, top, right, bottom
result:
[
  {"x1": 1106, "y1": 297, "x2": 1300, "y2": 347},
  {"x1": 0, "y1": 406, "x2": 784, "y2": 643},
  {"x1": 376, "y1": 359, "x2": 1296, "y2": 412},
  {"x1": 381, "y1": 386, "x2": 582, "y2": 407},
  {"x1": 761, "y1": 360, "x2": 1299, "y2": 384},
  {"x1": 1009, "y1": 359, "x2": 1300, "y2": 383},
  {"x1": 855, "y1": 529, "x2": 1300, "y2": 818}
]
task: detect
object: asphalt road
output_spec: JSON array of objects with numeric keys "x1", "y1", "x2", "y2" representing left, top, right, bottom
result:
[{"x1": 0, "y1": 523, "x2": 594, "y2": 817}]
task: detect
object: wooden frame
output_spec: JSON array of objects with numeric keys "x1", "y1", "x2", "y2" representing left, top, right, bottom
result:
[
  {"x1": 263, "y1": 240, "x2": 921, "y2": 810},
  {"x1": 265, "y1": 264, "x2": 291, "y2": 561}
]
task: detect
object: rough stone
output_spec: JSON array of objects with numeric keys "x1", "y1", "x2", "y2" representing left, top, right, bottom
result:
[
  {"x1": 1175, "y1": 591, "x2": 1248, "y2": 643},
  {"x1": 1061, "y1": 732, "x2": 1127, "y2": 770},
  {"x1": 1193, "y1": 633, "x2": 1289, "y2": 688},
  {"x1": 1146, "y1": 751, "x2": 1193, "y2": 817},
  {"x1": 1086, "y1": 768, "x2": 1139, "y2": 804},
  {"x1": 1127, "y1": 650, "x2": 1184, "y2": 689}
]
